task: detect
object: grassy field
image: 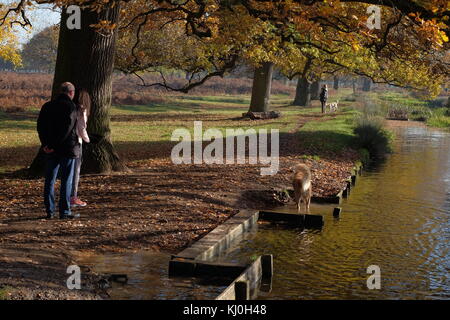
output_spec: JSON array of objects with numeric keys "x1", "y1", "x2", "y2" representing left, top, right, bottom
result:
[
  {"x1": 360, "y1": 90, "x2": 450, "y2": 129},
  {"x1": 0, "y1": 89, "x2": 359, "y2": 172},
  {"x1": 0, "y1": 88, "x2": 447, "y2": 173},
  {"x1": 109, "y1": 93, "x2": 301, "y2": 143}
]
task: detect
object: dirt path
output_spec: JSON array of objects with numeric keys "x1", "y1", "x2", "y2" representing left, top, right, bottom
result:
[
  {"x1": 385, "y1": 120, "x2": 427, "y2": 128},
  {"x1": 0, "y1": 111, "x2": 358, "y2": 299}
]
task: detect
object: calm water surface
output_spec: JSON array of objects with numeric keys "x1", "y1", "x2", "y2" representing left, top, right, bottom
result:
[
  {"x1": 77, "y1": 125, "x2": 450, "y2": 299},
  {"x1": 216, "y1": 125, "x2": 450, "y2": 299},
  {"x1": 76, "y1": 251, "x2": 229, "y2": 299}
]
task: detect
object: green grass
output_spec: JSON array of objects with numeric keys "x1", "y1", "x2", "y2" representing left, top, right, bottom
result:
[
  {"x1": 109, "y1": 97, "x2": 302, "y2": 143},
  {"x1": 427, "y1": 114, "x2": 450, "y2": 128},
  {"x1": 355, "y1": 90, "x2": 450, "y2": 130},
  {"x1": 0, "y1": 94, "x2": 309, "y2": 172},
  {"x1": 378, "y1": 91, "x2": 429, "y2": 108},
  {"x1": 2, "y1": 90, "x2": 443, "y2": 173},
  {"x1": 0, "y1": 112, "x2": 40, "y2": 148},
  {"x1": 298, "y1": 109, "x2": 359, "y2": 153}
]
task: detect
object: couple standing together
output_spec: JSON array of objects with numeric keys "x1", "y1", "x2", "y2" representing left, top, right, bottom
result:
[{"x1": 37, "y1": 82, "x2": 90, "y2": 219}]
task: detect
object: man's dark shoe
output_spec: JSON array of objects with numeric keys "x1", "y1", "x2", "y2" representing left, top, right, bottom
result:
[
  {"x1": 46, "y1": 213, "x2": 56, "y2": 219},
  {"x1": 59, "y1": 213, "x2": 80, "y2": 219}
]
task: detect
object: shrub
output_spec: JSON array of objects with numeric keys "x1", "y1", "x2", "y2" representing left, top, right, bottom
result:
[
  {"x1": 445, "y1": 109, "x2": 450, "y2": 117},
  {"x1": 387, "y1": 106, "x2": 409, "y2": 120},
  {"x1": 358, "y1": 148, "x2": 370, "y2": 166},
  {"x1": 361, "y1": 99, "x2": 383, "y2": 116},
  {"x1": 354, "y1": 116, "x2": 393, "y2": 158},
  {"x1": 386, "y1": 104, "x2": 435, "y2": 122},
  {"x1": 410, "y1": 108, "x2": 433, "y2": 121}
]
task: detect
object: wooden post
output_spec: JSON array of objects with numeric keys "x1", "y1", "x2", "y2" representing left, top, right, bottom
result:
[
  {"x1": 261, "y1": 255, "x2": 273, "y2": 278},
  {"x1": 235, "y1": 281, "x2": 250, "y2": 300},
  {"x1": 304, "y1": 214, "x2": 324, "y2": 228},
  {"x1": 333, "y1": 207, "x2": 342, "y2": 217}
]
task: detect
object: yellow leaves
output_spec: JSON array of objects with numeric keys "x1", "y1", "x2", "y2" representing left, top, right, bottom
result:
[
  {"x1": 0, "y1": 8, "x2": 22, "y2": 68},
  {"x1": 111, "y1": 0, "x2": 448, "y2": 96},
  {"x1": 351, "y1": 42, "x2": 361, "y2": 51}
]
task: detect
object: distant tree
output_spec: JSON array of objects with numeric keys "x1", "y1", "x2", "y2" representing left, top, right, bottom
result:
[
  {"x1": 362, "y1": 77, "x2": 372, "y2": 92},
  {"x1": 21, "y1": 25, "x2": 58, "y2": 72},
  {"x1": 333, "y1": 76, "x2": 339, "y2": 90},
  {"x1": 0, "y1": 57, "x2": 14, "y2": 70},
  {"x1": 3, "y1": 0, "x2": 449, "y2": 174}
]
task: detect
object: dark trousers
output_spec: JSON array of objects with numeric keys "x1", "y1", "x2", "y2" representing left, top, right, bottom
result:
[
  {"x1": 44, "y1": 154, "x2": 75, "y2": 216},
  {"x1": 320, "y1": 100, "x2": 327, "y2": 113}
]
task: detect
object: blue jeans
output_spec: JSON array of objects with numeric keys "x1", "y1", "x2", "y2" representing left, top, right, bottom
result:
[{"x1": 44, "y1": 154, "x2": 76, "y2": 216}]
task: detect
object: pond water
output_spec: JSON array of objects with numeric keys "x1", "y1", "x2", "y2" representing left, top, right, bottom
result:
[
  {"x1": 77, "y1": 125, "x2": 450, "y2": 299},
  {"x1": 76, "y1": 251, "x2": 228, "y2": 299},
  {"x1": 213, "y1": 125, "x2": 450, "y2": 299}
]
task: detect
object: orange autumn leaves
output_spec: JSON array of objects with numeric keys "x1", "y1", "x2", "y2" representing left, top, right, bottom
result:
[{"x1": 1, "y1": 0, "x2": 448, "y2": 95}]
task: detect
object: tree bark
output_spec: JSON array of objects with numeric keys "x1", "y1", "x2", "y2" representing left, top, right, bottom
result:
[
  {"x1": 333, "y1": 76, "x2": 339, "y2": 90},
  {"x1": 248, "y1": 62, "x2": 274, "y2": 112},
  {"x1": 310, "y1": 80, "x2": 320, "y2": 100},
  {"x1": 28, "y1": 4, "x2": 125, "y2": 176},
  {"x1": 362, "y1": 77, "x2": 372, "y2": 92},
  {"x1": 293, "y1": 77, "x2": 311, "y2": 106}
]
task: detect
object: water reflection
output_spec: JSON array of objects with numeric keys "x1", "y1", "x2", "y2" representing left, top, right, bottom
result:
[
  {"x1": 216, "y1": 126, "x2": 450, "y2": 299},
  {"x1": 75, "y1": 252, "x2": 228, "y2": 300}
]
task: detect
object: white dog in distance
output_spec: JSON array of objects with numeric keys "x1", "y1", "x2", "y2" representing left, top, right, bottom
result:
[{"x1": 327, "y1": 100, "x2": 339, "y2": 112}]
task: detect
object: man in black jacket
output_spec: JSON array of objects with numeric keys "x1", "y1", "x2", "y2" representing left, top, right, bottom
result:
[{"x1": 37, "y1": 82, "x2": 81, "y2": 219}]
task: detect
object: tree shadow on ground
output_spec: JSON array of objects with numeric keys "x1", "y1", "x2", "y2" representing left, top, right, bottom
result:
[
  {"x1": 0, "y1": 129, "x2": 356, "y2": 180},
  {"x1": 0, "y1": 245, "x2": 101, "y2": 298}
]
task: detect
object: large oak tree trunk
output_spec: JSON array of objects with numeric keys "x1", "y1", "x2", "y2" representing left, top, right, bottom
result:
[
  {"x1": 333, "y1": 76, "x2": 339, "y2": 90},
  {"x1": 293, "y1": 77, "x2": 311, "y2": 106},
  {"x1": 29, "y1": 4, "x2": 125, "y2": 176},
  {"x1": 248, "y1": 62, "x2": 274, "y2": 112}
]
